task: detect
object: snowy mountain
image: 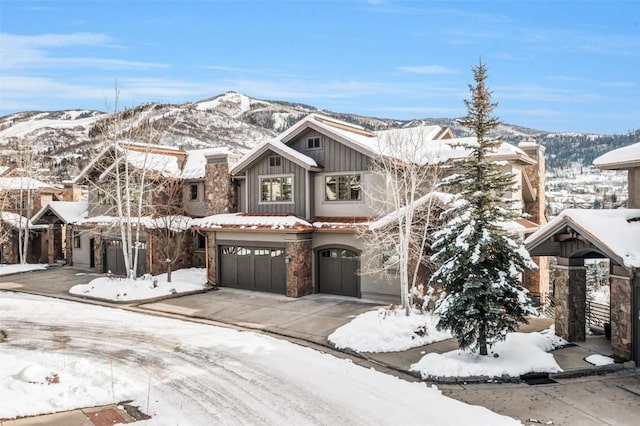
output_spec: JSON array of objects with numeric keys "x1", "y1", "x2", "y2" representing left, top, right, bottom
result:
[{"x1": 0, "y1": 91, "x2": 637, "y2": 181}]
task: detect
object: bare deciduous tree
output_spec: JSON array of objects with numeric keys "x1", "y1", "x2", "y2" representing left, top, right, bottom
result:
[{"x1": 361, "y1": 127, "x2": 446, "y2": 315}]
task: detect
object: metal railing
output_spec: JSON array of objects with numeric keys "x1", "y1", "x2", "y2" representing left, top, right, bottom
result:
[{"x1": 586, "y1": 300, "x2": 610, "y2": 329}]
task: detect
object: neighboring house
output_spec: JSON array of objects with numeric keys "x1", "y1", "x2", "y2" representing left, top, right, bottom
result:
[
  {"x1": 193, "y1": 114, "x2": 547, "y2": 302},
  {"x1": 30, "y1": 200, "x2": 88, "y2": 265},
  {"x1": 526, "y1": 141, "x2": 640, "y2": 365},
  {"x1": 0, "y1": 175, "x2": 66, "y2": 264},
  {"x1": 71, "y1": 142, "x2": 241, "y2": 276},
  {"x1": 0, "y1": 211, "x2": 48, "y2": 264}
]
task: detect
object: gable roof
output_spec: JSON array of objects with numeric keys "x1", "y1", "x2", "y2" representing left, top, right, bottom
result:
[
  {"x1": 525, "y1": 208, "x2": 640, "y2": 269},
  {"x1": 594, "y1": 141, "x2": 640, "y2": 170},
  {"x1": 31, "y1": 201, "x2": 88, "y2": 225},
  {"x1": 231, "y1": 139, "x2": 321, "y2": 175},
  {"x1": 0, "y1": 211, "x2": 48, "y2": 231},
  {"x1": 273, "y1": 113, "x2": 536, "y2": 168}
]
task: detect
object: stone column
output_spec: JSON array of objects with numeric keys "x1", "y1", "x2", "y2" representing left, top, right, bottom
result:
[
  {"x1": 553, "y1": 257, "x2": 586, "y2": 341},
  {"x1": 65, "y1": 225, "x2": 73, "y2": 265},
  {"x1": 206, "y1": 231, "x2": 217, "y2": 286},
  {"x1": 94, "y1": 233, "x2": 103, "y2": 274},
  {"x1": 47, "y1": 224, "x2": 55, "y2": 264},
  {"x1": 610, "y1": 269, "x2": 632, "y2": 360},
  {"x1": 285, "y1": 239, "x2": 313, "y2": 298}
]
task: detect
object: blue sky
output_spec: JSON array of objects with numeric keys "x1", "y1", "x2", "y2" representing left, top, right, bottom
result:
[{"x1": 1, "y1": 0, "x2": 638, "y2": 134}]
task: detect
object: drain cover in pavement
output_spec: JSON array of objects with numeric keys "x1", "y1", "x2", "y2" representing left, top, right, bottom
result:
[
  {"x1": 86, "y1": 408, "x2": 131, "y2": 425},
  {"x1": 521, "y1": 373, "x2": 558, "y2": 385}
]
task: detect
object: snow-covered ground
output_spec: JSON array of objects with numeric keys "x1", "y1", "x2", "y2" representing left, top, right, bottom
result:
[
  {"x1": 411, "y1": 329, "x2": 566, "y2": 379},
  {"x1": 0, "y1": 263, "x2": 48, "y2": 276},
  {"x1": 328, "y1": 308, "x2": 452, "y2": 352},
  {"x1": 69, "y1": 268, "x2": 208, "y2": 301},
  {"x1": 585, "y1": 354, "x2": 615, "y2": 366},
  {"x1": 0, "y1": 292, "x2": 518, "y2": 424}
]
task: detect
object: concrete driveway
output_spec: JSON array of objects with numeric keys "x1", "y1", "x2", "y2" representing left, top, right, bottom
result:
[
  {"x1": 0, "y1": 266, "x2": 100, "y2": 296},
  {"x1": 139, "y1": 288, "x2": 384, "y2": 345}
]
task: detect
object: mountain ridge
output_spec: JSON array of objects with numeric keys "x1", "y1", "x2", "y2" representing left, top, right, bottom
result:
[{"x1": 1, "y1": 92, "x2": 638, "y2": 180}]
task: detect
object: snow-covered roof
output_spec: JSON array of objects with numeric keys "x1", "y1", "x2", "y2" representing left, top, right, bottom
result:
[
  {"x1": 594, "y1": 141, "x2": 640, "y2": 170},
  {"x1": 79, "y1": 215, "x2": 192, "y2": 231},
  {"x1": 0, "y1": 177, "x2": 55, "y2": 190},
  {"x1": 0, "y1": 212, "x2": 48, "y2": 231},
  {"x1": 231, "y1": 139, "x2": 320, "y2": 175},
  {"x1": 0, "y1": 166, "x2": 10, "y2": 177},
  {"x1": 124, "y1": 149, "x2": 182, "y2": 177},
  {"x1": 274, "y1": 114, "x2": 535, "y2": 167},
  {"x1": 193, "y1": 213, "x2": 313, "y2": 231},
  {"x1": 181, "y1": 148, "x2": 236, "y2": 179},
  {"x1": 31, "y1": 201, "x2": 88, "y2": 225},
  {"x1": 525, "y1": 208, "x2": 640, "y2": 268}
]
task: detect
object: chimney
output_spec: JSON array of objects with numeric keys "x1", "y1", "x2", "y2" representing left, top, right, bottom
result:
[
  {"x1": 203, "y1": 150, "x2": 239, "y2": 216},
  {"x1": 62, "y1": 180, "x2": 83, "y2": 202},
  {"x1": 518, "y1": 140, "x2": 546, "y2": 226}
]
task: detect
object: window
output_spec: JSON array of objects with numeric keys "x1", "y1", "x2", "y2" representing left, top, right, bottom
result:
[
  {"x1": 260, "y1": 176, "x2": 293, "y2": 203},
  {"x1": 97, "y1": 189, "x2": 111, "y2": 205},
  {"x1": 325, "y1": 174, "x2": 362, "y2": 201},
  {"x1": 189, "y1": 184, "x2": 198, "y2": 201},
  {"x1": 269, "y1": 156, "x2": 282, "y2": 168},
  {"x1": 195, "y1": 233, "x2": 206, "y2": 250},
  {"x1": 307, "y1": 137, "x2": 322, "y2": 150},
  {"x1": 73, "y1": 234, "x2": 81, "y2": 249}
]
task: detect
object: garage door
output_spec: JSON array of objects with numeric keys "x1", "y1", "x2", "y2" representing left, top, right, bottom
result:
[
  {"x1": 318, "y1": 248, "x2": 360, "y2": 297},
  {"x1": 219, "y1": 245, "x2": 286, "y2": 294},
  {"x1": 103, "y1": 238, "x2": 147, "y2": 277}
]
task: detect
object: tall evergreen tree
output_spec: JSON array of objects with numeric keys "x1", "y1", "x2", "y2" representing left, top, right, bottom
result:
[{"x1": 430, "y1": 60, "x2": 537, "y2": 355}]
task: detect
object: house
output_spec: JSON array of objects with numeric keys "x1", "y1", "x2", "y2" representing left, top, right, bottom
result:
[
  {"x1": 69, "y1": 142, "x2": 241, "y2": 276},
  {"x1": 193, "y1": 114, "x2": 547, "y2": 302},
  {"x1": 0, "y1": 175, "x2": 66, "y2": 264},
  {"x1": 525, "y1": 140, "x2": 640, "y2": 365}
]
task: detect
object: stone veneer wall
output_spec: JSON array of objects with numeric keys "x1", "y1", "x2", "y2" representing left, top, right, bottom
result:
[
  {"x1": 65, "y1": 225, "x2": 73, "y2": 265},
  {"x1": 525, "y1": 256, "x2": 550, "y2": 296},
  {"x1": 93, "y1": 233, "x2": 103, "y2": 273},
  {"x1": 147, "y1": 230, "x2": 195, "y2": 276},
  {"x1": 610, "y1": 274, "x2": 632, "y2": 360},
  {"x1": 204, "y1": 162, "x2": 236, "y2": 216},
  {"x1": 206, "y1": 232, "x2": 217, "y2": 286},
  {"x1": 553, "y1": 262, "x2": 586, "y2": 341},
  {"x1": 286, "y1": 240, "x2": 313, "y2": 298},
  {"x1": 0, "y1": 230, "x2": 19, "y2": 263}
]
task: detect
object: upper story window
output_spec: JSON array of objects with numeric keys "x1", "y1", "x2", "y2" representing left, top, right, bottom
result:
[
  {"x1": 269, "y1": 156, "x2": 282, "y2": 168},
  {"x1": 307, "y1": 137, "x2": 322, "y2": 150},
  {"x1": 189, "y1": 184, "x2": 198, "y2": 201},
  {"x1": 260, "y1": 175, "x2": 293, "y2": 203},
  {"x1": 325, "y1": 174, "x2": 362, "y2": 202}
]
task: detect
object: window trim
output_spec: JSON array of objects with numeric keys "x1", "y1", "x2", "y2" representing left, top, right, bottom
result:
[
  {"x1": 195, "y1": 233, "x2": 206, "y2": 251},
  {"x1": 324, "y1": 173, "x2": 363, "y2": 203},
  {"x1": 268, "y1": 155, "x2": 282, "y2": 168},
  {"x1": 73, "y1": 234, "x2": 81, "y2": 249},
  {"x1": 258, "y1": 174, "x2": 295, "y2": 204},
  {"x1": 189, "y1": 183, "x2": 199, "y2": 201},
  {"x1": 306, "y1": 136, "x2": 322, "y2": 150}
]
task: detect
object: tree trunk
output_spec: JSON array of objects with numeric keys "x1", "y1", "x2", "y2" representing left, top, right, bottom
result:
[{"x1": 479, "y1": 327, "x2": 488, "y2": 355}]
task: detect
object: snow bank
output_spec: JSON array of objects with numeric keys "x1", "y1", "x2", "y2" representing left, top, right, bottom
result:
[
  {"x1": 328, "y1": 309, "x2": 452, "y2": 352},
  {"x1": 0, "y1": 349, "x2": 142, "y2": 419},
  {"x1": 410, "y1": 330, "x2": 564, "y2": 379},
  {"x1": 0, "y1": 263, "x2": 48, "y2": 276},
  {"x1": 69, "y1": 267, "x2": 207, "y2": 301}
]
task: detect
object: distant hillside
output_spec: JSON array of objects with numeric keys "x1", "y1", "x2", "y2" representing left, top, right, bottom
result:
[{"x1": 0, "y1": 91, "x2": 637, "y2": 181}]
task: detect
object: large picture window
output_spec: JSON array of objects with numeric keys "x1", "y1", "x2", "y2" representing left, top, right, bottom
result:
[
  {"x1": 260, "y1": 175, "x2": 293, "y2": 202},
  {"x1": 325, "y1": 174, "x2": 362, "y2": 201}
]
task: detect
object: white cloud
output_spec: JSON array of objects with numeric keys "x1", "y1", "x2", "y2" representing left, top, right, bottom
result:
[{"x1": 396, "y1": 65, "x2": 457, "y2": 74}]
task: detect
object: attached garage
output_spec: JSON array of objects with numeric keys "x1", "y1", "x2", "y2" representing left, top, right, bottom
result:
[
  {"x1": 317, "y1": 247, "x2": 360, "y2": 297},
  {"x1": 219, "y1": 244, "x2": 286, "y2": 294},
  {"x1": 103, "y1": 238, "x2": 147, "y2": 277}
]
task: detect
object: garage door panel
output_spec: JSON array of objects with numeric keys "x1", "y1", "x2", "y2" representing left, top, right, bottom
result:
[
  {"x1": 254, "y1": 249, "x2": 271, "y2": 291},
  {"x1": 318, "y1": 248, "x2": 360, "y2": 297},
  {"x1": 218, "y1": 245, "x2": 286, "y2": 295},
  {"x1": 220, "y1": 246, "x2": 238, "y2": 288}
]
